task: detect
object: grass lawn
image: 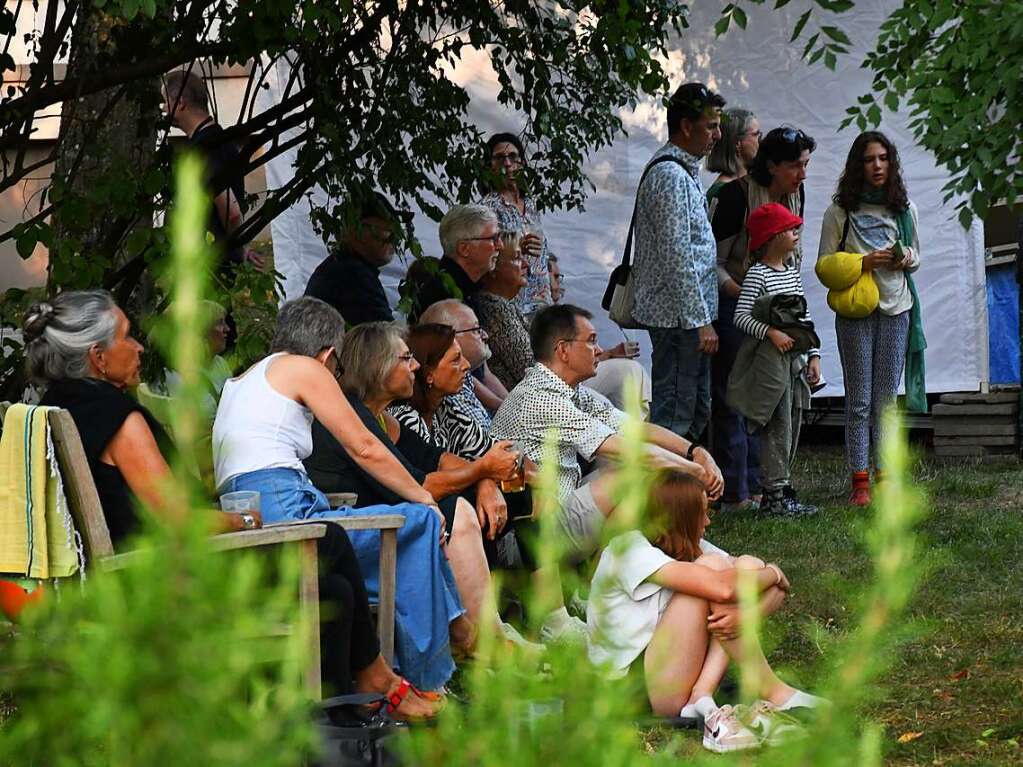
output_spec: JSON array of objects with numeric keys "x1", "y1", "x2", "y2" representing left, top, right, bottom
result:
[{"x1": 648, "y1": 442, "x2": 1023, "y2": 765}]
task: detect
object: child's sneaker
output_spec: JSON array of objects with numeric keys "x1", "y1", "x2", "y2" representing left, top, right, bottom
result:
[
  {"x1": 747, "y1": 700, "x2": 806, "y2": 746},
  {"x1": 702, "y1": 704, "x2": 761, "y2": 753},
  {"x1": 781, "y1": 496, "x2": 819, "y2": 517}
]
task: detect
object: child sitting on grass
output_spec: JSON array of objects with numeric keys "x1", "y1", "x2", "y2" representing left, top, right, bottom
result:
[
  {"x1": 587, "y1": 470, "x2": 828, "y2": 753},
  {"x1": 732, "y1": 202, "x2": 821, "y2": 517}
]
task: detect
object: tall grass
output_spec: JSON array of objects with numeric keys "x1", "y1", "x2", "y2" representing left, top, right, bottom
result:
[
  {"x1": 0, "y1": 155, "x2": 315, "y2": 767},
  {"x1": 1, "y1": 158, "x2": 930, "y2": 766}
]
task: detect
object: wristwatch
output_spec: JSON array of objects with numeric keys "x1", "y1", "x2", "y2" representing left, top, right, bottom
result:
[
  {"x1": 239, "y1": 512, "x2": 257, "y2": 530},
  {"x1": 686, "y1": 443, "x2": 699, "y2": 461}
]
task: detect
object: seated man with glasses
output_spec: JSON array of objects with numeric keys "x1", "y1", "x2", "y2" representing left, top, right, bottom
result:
[
  {"x1": 401, "y1": 203, "x2": 501, "y2": 323},
  {"x1": 305, "y1": 191, "x2": 403, "y2": 327},
  {"x1": 490, "y1": 304, "x2": 725, "y2": 557}
]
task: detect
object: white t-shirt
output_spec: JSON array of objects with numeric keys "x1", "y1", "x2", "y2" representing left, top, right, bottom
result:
[{"x1": 586, "y1": 531, "x2": 728, "y2": 676}]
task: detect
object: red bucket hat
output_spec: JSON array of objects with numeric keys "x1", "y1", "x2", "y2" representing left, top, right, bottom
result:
[{"x1": 747, "y1": 202, "x2": 803, "y2": 252}]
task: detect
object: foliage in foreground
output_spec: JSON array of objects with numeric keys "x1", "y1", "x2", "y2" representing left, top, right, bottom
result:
[
  {"x1": 0, "y1": 156, "x2": 316, "y2": 765},
  {"x1": 406, "y1": 386, "x2": 930, "y2": 766}
]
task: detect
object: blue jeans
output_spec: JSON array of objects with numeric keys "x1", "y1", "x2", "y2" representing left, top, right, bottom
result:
[
  {"x1": 711, "y1": 294, "x2": 761, "y2": 501},
  {"x1": 648, "y1": 326, "x2": 712, "y2": 441},
  {"x1": 225, "y1": 468, "x2": 462, "y2": 690}
]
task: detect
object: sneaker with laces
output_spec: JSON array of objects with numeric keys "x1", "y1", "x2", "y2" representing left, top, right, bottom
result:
[
  {"x1": 702, "y1": 705, "x2": 761, "y2": 753},
  {"x1": 539, "y1": 613, "x2": 589, "y2": 644},
  {"x1": 499, "y1": 621, "x2": 546, "y2": 653},
  {"x1": 781, "y1": 496, "x2": 819, "y2": 517},
  {"x1": 747, "y1": 700, "x2": 806, "y2": 746}
]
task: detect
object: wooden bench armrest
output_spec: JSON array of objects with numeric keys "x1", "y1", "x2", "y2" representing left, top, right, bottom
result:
[
  {"x1": 266, "y1": 515, "x2": 405, "y2": 532},
  {"x1": 99, "y1": 523, "x2": 331, "y2": 571}
]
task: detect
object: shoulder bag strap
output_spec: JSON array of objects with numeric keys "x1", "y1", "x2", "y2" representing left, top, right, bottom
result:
[
  {"x1": 838, "y1": 208, "x2": 851, "y2": 251},
  {"x1": 619, "y1": 155, "x2": 688, "y2": 268}
]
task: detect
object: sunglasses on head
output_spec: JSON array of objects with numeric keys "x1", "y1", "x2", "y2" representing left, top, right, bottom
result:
[{"x1": 780, "y1": 128, "x2": 807, "y2": 143}]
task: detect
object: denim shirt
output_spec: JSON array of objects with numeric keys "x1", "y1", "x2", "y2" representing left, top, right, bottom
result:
[{"x1": 631, "y1": 143, "x2": 718, "y2": 329}]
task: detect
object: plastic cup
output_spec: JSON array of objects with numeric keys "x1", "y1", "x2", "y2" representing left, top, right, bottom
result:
[{"x1": 219, "y1": 490, "x2": 261, "y2": 513}]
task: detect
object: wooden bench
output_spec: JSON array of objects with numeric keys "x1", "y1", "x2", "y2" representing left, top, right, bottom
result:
[{"x1": 0, "y1": 402, "x2": 403, "y2": 698}]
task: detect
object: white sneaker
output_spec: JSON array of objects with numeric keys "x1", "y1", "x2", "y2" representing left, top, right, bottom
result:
[
  {"x1": 747, "y1": 700, "x2": 806, "y2": 746},
  {"x1": 702, "y1": 704, "x2": 761, "y2": 753},
  {"x1": 539, "y1": 613, "x2": 589, "y2": 644},
  {"x1": 499, "y1": 621, "x2": 545, "y2": 652}
]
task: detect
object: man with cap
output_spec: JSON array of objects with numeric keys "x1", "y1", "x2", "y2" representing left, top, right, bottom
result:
[{"x1": 305, "y1": 192, "x2": 403, "y2": 326}]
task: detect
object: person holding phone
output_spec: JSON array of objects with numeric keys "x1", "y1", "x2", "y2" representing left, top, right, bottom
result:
[{"x1": 817, "y1": 131, "x2": 925, "y2": 506}]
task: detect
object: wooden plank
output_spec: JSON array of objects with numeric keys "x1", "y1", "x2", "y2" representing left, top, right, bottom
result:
[
  {"x1": 298, "y1": 538, "x2": 322, "y2": 700},
  {"x1": 939, "y1": 391, "x2": 1019, "y2": 405},
  {"x1": 48, "y1": 409, "x2": 115, "y2": 559},
  {"x1": 378, "y1": 528, "x2": 397, "y2": 665},
  {"x1": 210, "y1": 524, "x2": 329, "y2": 551},
  {"x1": 266, "y1": 516, "x2": 405, "y2": 532},
  {"x1": 934, "y1": 435, "x2": 1018, "y2": 446},
  {"x1": 326, "y1": 492, "x2": 359, "y2": 508},
  {"x1": 933, "y1": 423, "x2": 1017, "y2": 437},
  {"x1": 934, "y1": 444, "x2": 1016, "y2": 457},
  {"x1": 932, "y1": 403, "x2": 1018, "y2": 416}
]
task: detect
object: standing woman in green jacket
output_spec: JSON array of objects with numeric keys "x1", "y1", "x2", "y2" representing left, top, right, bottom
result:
[{"x1": 817, "y1": 131, "x2": 925, "y2": 507}]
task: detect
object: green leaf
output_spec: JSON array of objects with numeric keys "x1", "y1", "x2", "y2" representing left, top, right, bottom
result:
[
  {"x1": 958, "y1": 207, "x2": 974, "y2": 230},
  {"x1": 714, "y1": 16, "x2": 730, "y2": 36},
  {"x1": 884, "y1": 91, "x2": 899, "y2": 111},
  {"x1": 733, "y1": 7, "x2": 748, "y2": 29},
  {"x1": 825, "y1": 50, "x2": 837, "y2": 70},
  {"x1": 790, "y1": 9, "x2": 812, "y2": 43},
  {"x1": 16, "y1": 230, "x2": 36, "y2": 259},
  {"x1": 775, "y1": 0, "x2": 794, "y2": 7},
  {"x1": 821, "y1": 25, "x2": 852, "y2": 45}
]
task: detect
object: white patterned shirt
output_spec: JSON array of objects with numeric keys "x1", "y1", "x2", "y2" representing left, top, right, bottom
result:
[
  {"x1": 490, "y1": 363, "x2": 627, "y2": 502},
  {"x1": 631, "y1": 143, "x2": 718, "y2": 329}
]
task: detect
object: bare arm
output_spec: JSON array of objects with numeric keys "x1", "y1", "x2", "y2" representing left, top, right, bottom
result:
[
  {"x1": 279, "y1": 357, "x2": 436, "y2": 508},
  {"x1": 642, "y1": 422, "x2": 724, "y2": 499},
  {"x1": 214, "y1": 189, "x2": 242, "y2": 234},
  {"x1": 106, "y1": 412, "x2": 255, "y2": 532},
  {"x1": 594, "y1": 433, "x2": 705, "y2": 479},
  {"x1": 648, "y1": 560, "x2": 780, "y2": 603},
  {"x1": 425, "y1": 442, "x2": 517, "y2": 499}
]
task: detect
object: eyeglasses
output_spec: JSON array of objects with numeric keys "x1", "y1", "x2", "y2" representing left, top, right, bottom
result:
[
  {"x1": 397, "y1": 352, "x2": 416, "y2": 365},
  {"x1": 463, "y1": 234, "x2": 502, "y2": 247},
  {"x1": 455, "y1": 326, "x2": 486, "y2": 338},
  {"x1": 492, "y1": 152, "x2": 521, "y2": 165},
  {"x1": 746, "y1": 129, "x2": 763, "y2": 140},
  {"x1": 558, "y1": 335, "x2": 598, "y2": 349},
  {"x1": 780, "y1": 128, "x2": 807, "y2": 143}
]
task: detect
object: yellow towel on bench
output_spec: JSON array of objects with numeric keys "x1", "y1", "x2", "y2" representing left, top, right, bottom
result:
[{"x1": 0, "y1": 404, "x2": 81, "y2": 579}]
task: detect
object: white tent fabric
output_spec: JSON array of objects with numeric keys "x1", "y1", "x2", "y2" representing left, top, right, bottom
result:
[{"x1": 265, "y1": 0, "x2": 988, "y2": 396}]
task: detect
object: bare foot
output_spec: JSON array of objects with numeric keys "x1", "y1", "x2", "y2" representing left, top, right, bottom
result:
[
  {"x1": 354, "y1": 655, "x2": 443, "y2": 720},
  {"x1": 450, "y1": 614, "x2": 477, "y2": 657}
]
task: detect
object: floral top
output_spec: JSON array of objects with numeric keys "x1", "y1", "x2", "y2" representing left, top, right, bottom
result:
[
  {"x1": 631, "y1": 143, "x2": 718, "y2": 329},
  {"x1": 480, "y1": 191, "x2": 552, "y2": 314},
  {"x1": 474, "y1": 291, "x2": 534, "y2": 389}
]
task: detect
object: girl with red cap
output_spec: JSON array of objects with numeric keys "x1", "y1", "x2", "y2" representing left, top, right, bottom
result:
[{"x1": 730, "y1": 203, "x2": 820, "y2": 517}]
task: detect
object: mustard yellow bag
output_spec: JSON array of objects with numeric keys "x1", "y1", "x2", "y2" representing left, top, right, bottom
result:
[
  {"x1": 815, "y1": 251, "x2": 864, "y2": 290},
  {"x1": 816, "y1": 251, "x2": 879, "y2": 319}
]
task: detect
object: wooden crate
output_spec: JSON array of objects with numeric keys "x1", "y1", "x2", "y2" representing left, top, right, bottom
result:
[{"x1": 932, "y1": 391, "x2": 1019, "y2": 458}]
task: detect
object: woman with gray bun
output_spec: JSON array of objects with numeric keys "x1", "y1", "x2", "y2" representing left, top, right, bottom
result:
[{"x1": 25, "y1": 289, "x2": 441, "y2": 718}]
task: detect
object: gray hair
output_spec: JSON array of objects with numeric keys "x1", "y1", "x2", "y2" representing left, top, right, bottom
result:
[
  {"x1": 419, "y1": 298, "x2": 472, "y2": 329},
  {"x1": 23, "y1": 289, "x2": 120, "y2": 383},
  {"x1": 338, "y1": 322, "x2": 405, "y2": 400},
  {"x1": 270, "y1": 297, "x2": 346, "y2": 357},
  {"x1": 707, "y1": 108, "x2": 757, "y2": 177},
  {"x1": 439, "y1": 204, "x2": 498, "y2": 258}
]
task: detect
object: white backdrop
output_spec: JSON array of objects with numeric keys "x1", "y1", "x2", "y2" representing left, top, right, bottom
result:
[{"x1": 266, "y1": 0, "x2": 989, "y2": 396}]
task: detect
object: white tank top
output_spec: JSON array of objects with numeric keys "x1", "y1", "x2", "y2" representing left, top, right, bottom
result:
[{"x1": 213, "y1": 353, "x2": 314, "y2": 490}]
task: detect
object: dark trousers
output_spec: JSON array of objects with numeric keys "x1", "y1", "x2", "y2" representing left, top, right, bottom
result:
[
  {"x1": 710, "y1": 293, "x2": 762, "y2": 502},
  {"x1": 318, "y1": 524, "x2": 381, "y2": 697},
  {"x1": 648, "y1": 325, "x2": 711, "y2": 441}
]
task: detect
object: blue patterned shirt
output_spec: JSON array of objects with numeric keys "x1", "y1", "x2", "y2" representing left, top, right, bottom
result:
[{"x1": 631, "y1": 143, "x2": 718, "y2": 329}]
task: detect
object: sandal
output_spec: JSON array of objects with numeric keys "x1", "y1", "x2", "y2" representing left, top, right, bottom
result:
[{"x1": 384, "y1": 678, "x2": 444, "y2": 719}]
